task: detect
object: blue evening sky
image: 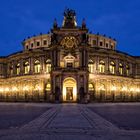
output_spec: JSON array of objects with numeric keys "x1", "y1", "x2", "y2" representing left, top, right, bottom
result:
[{"x1": 0, "y1": 0, "x2": 140, "y2": 56}]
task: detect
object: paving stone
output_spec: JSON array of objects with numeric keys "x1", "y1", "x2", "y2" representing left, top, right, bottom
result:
[{"x1": 0, "y1": 103, "x2": 140, "y2": 140}]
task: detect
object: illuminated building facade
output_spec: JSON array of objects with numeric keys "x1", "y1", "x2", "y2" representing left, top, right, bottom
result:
[{"x1": 0, "y1": 9, "x2": 140, "y2": 103}]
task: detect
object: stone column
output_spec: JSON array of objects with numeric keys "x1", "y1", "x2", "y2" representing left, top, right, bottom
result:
[
  {"x1": 123, "y1": 62, "x2": 127, "y2": 76},
  {"x1": 79, "y1": 49, "x2": 83, "y2": 68},
  {"x1": 96, "y1": 56, "x2": 99, "y2": 73},
  {"x1": 57, "y1": 50, "x2": 60, "y2": 67},
  {"x1": 20, "y1": 59, "x2": 24, "y2": 75},
  {"x1": 30, "y1": 57, "x2": 33, "y2": 74},
  {"x1": 106, "y1": 57, "x2": 110, "y2": 74},
  {"x1": 40, "y1": 56, "x2": 44, "y2": 73},
  {"x1": 116, "y1": 59, "x2": 119, "y2": 75}
]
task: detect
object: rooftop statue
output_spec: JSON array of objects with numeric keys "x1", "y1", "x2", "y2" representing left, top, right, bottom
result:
[
  {"x1": 62, "y1": 8, "x2": 77, "y2": 28},
  {"x1": 63, "y1": 8, "x2": 76, "y2": 19}
]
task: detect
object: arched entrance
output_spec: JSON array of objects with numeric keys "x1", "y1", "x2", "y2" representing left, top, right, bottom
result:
[{"x1": 63, "y1": 77, "x2": 77, "y2": 102}]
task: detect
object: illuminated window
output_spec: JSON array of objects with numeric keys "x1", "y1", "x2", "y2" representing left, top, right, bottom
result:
[
  {"x1": 64, "y1": 54, "x2": 75, "y2": 68},
  {"x1": 16, "y1": 63, "x2": 20, "y2": 75},
  {"x1": 110, "y1": 61, "x2": 115, "y2": 74},
  {"x1": 46, "y1": 83, "x2": 51, "y2": 91},
  {"x1": 119, "y1": 63, "x2": 123, "y2": 75},
  {"x1": 24, "y1": 62, "x2": 30, "y2": 74},
  {"x1": 60, "y1": 62, "x2": 64, "y2": 68},
  {"x1": 89, "y1": 83, "x2": 94, "y2": 91},
  {"x1": 99, "y1": 60, "x2": 105, "y2": 73},
  {"x1": 34, "y1": 60, "x2": 41, "y2": 73},
  {"x1": 46, "y1": 59, "x2": 51, "y2": 73},
  {"x1": 88, "y1": 60, "x2": 94, "y2": 73},
  {"x1": 75, "y1": 62, "x2": 79, "y2": 67},
  {"x1": 88, "y1": 64, "x2": 93, "y2": 73},
  {"x1": 126, "y1": 65, "x2": 130, "y2": 76}
]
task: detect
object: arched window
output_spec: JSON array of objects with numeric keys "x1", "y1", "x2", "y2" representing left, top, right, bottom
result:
[
  {"x1": 89, "y1": 83, "x2": 94, "y2": 91},
  {"x1": 99, "y1": 60, "x2": 105, "y2": 73},
  {"x1": 24, "y1": 62, "x2": 30, "y2": 74},
  {"x1": 16, "y1": 63, "x2": 20, "y2": 75},
  {"x1": 126, "y1": 65, "x2": 130, "y2": 76},
  {"x1": 46, "y1": 83, "x2": 51, "y2": 91},
  {"x1": 119, "y1": 63, "x2": 123, "y2": 75},
  {"x1": 64, "y1": 54, "x2": 75, "y2": 68},
  {"x1": 45, "y1": 59, "x2": 51, "y2": 73},
  {"x1": 88, "y1": 60, "x2": 94, "y2": 73},
  {"x1": 110, "y1": 61, "x2": 115, "y2": 74},
  {"x1": 34, "y1": 60, "x2": 40, "y2": 73}
]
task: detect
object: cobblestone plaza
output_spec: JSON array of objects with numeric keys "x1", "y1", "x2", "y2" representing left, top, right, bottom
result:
[{"x1": 0, "y1": 103, "x2": 140, "y2": 140}]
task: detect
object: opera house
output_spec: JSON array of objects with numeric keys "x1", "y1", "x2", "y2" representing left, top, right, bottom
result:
[{"x1": 0, "y1": 9, "x2": 140, "y2": 103}]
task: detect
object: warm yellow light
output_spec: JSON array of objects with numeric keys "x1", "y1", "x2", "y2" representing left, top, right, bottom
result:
[
  {"x1": 89, "y1": 74, "x2": 95, "y2": 79},
  {"x1": 88, "y1": 63, "x2": 93, "y2": 73},
  {"x1": 99, "y1": 61, "x2": 105, "y2": 73},
  {"x1": 73, "y1": 85, "x2": 77, "y2": 101},
  {"x1": 5, "y1": 88, "x2": 9, "y2": 92},
  {"x1": 46, "y1": 74, "x2": 50, "y2": 79},
  {"x1": 111, "y1": 86, "x2": 116, "y2": 91},
  {"x1": 63, "y1": 86, "x2": 66, "y2": 101},
  {"x1": 0, "y1": 88, "x2": 3, "y2": 92},
  {"x1": 12, "y1": 87, "x2": 17, "y2": 91},
  {"x1": 63, "y1": 78, "x2": 77, "y2": 101},
  {"x1": 109, "y1": 62, "x2": 115, "y2": 74},
  {"x1": 46, "y1": 84, "x2": 51, "y2": 91},
  {"x1": 35, "y1": 86, "x2": 41, "y2": 91},
  {"x1": 60, "y1": 62, "x2": 64, "y2": 68},
  {"x1": 136, "y1": 88, "x2": 140, "y2": 92},
  {"x1": 46, "y1": 64, "x2": 51, "y2": 73},
  {"x1": 99, "y1": 87, "x2": 105, "y2": 90},
  {"x1": 34, "y1": 62, "x2": 41, "y2": 73},
  {"x1": 23, "y1": 86, "x2": 29, "y2": 91},
  {"x1": 99, "y1": 86, "x2": 105, "y2": 91},
  {"x1": 130, "y1": 88, "x2": 134, "y2": 92},
  {"x1": 89, "y1": 83, "x2": 94, "y2": 91},
  {"x1": 122, "y1": 87, "x2": 127, "y2": 91}
]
